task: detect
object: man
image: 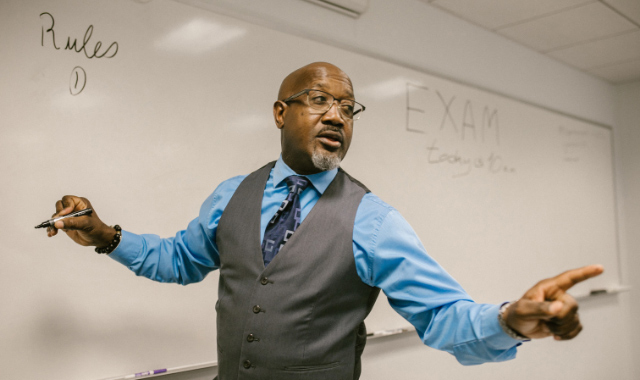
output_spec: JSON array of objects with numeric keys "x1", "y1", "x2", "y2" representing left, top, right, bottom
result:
[{"x1": 47, "y1": 62, "x2": 603, "y2": 380}]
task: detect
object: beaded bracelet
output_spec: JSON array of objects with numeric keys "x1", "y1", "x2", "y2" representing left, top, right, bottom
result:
[
  {"x1": 498, "y1": 302, "x2": 531, "y2": 341},
  {"x1": 95, "y1": 225, "x2": 122, "y2": 255}
]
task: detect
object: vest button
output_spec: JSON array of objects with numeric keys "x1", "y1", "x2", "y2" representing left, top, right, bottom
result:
[
  {"x1": 247, "y1": 334, "x2": 256, "y2": 342},
  {"x1": 253, "y1": 305, "x2": 261, "y2": 313},
  {"x1": 260, "y1": 277, "x2": 268, "y2": 285},
  {"x1": 243, "y1": 360, "x2": 252, "y2": 369}
]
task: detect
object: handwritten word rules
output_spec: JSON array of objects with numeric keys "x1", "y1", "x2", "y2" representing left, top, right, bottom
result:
[{"x1": 40, "y1": 12, "x2": 118, "y2": 59}]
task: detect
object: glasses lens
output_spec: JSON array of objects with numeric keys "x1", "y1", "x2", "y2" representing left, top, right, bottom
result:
[
  {"x1": 307, "y1": 90, "x2": 333, "y2": 113},
  {"x1": 306, "y1": 90, "x2": 363, "y2": 120}
]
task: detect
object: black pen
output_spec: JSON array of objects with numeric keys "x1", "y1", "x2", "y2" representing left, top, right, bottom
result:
[{"x1": 35, "y1": 208, "x2": 93, "y2": 229}]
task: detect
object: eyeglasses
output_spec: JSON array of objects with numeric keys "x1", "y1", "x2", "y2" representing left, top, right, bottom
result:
[{"x1": 283, "y1": 89, "x2": 366, "y2": 121}]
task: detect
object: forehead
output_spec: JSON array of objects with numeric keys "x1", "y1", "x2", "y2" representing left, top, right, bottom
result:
[{"x1": 297, "y1": 66, "x2": 354, "y2": 98}]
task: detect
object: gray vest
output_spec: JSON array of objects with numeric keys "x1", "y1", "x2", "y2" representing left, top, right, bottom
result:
[{"x1": 215, "y1": 162, "x2": 380, "y2": 380}]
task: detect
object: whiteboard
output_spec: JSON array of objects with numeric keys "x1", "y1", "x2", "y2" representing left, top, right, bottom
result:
[{"x1": 0, "y1": 0, "x2": 620, "y2": 379}]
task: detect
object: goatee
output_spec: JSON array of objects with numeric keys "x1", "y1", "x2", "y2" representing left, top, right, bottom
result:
[{"x1": 311, "y1": 151, "x2": 341, "y2": 171}]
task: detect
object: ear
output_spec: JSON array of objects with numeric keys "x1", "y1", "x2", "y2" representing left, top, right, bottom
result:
[{"x1": 273, "y1": 100, "x2": 287, "y2": 130}]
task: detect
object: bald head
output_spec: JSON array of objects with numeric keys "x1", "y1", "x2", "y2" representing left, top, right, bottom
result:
[{"x1": 278, "y1": 62, "x2": 353, "y2": 100}]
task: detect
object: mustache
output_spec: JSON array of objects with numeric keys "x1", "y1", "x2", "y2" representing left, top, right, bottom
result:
[{"x1": 317, "y1": 125, "x2": 344, "y2": 137}]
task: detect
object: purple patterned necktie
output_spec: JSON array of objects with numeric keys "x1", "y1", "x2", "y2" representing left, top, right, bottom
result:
[{"x1": 261, "y1": 175, "x2": 310, "y2": 267}]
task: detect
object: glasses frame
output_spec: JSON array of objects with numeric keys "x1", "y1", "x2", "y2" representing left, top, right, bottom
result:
[{"x1": 283, "y1": 88, "x2": 366, "y2": 121}]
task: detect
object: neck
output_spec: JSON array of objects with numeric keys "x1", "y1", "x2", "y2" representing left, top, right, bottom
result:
[{"x1": 281, "y1": 154, "x2": 323, "y2": 175}]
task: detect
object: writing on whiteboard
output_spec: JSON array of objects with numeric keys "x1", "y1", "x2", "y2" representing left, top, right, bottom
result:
[
  {"x1": 426, "y1": 140, "x2": 515, "y2": 178},
  {"x1": 39, "y1": 12, "x2": 119, "y2": 59},
  {"x1": 69, "y1": 66, "x2": 87, "y2": 96},
  {"x1": 558, "y1": 125, "x2": 596, "y2": 162},
  {"x1": 406, "y1": 83, "x2": 514, "y2": 177},
  {"x1": 406, "y1": 83, "x2": 500, "y2": 145},
  {"x1": 39, "y1": 12, "x2": 119, "y2": 95}
]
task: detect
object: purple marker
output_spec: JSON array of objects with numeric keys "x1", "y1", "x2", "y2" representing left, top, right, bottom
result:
[{"x1": 124, "y1": 369, "x2": 167, "y2": 379}]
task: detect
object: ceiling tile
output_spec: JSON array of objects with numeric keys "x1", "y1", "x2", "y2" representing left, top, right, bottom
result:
[
  {"x1": 429, "y1": 0, "x2": 590, "y2": 29},
  {"x1": 497, "y1": 2, "x2": 637, "y2": 52},
  {"x1": 602, "y1": 0, "x2": 640, "y2": 25},
  {"x1": 588, "y1": 57, "x2": 640, "y2": 83},
  {"x1": 549, "y1": 30, "x2": 640, "y2": 69}
]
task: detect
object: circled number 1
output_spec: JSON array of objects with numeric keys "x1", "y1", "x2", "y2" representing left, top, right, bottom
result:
[{"x1": 69, "y1": 66, "x2": 87, "y2": 95}]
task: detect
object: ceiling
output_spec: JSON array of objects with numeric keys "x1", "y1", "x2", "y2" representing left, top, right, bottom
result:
[{"x1": 421, "y1": 0, "x2": 640, "y2": 84}]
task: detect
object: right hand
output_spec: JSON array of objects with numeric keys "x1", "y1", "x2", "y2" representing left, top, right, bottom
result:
[{"x1": 47, "y1": 195, "x2": 115, "y2": 247}]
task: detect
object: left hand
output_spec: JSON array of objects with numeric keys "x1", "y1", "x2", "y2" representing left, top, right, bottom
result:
[{"x1": 503, "y1": 264, "x2": 604, "y2": 340}]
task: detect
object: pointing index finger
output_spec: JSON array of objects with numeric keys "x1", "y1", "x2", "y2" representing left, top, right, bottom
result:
[{"x1": 552, "y1": 265, "x2": 604, "y2": 291}]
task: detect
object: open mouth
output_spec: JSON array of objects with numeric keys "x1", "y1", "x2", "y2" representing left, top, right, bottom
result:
[{"x1": 317, "y1": 131, "x2": 343, "y2": 149}]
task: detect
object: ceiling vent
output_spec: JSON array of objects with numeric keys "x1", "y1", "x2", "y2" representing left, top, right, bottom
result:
[{"x1": 303, "y1": 0, "x2": 369, "y2": 18}]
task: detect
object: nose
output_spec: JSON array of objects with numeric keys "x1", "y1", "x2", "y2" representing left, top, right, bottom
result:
[{"x1": 321, "y1": 101, "x2": 345, "y2": 126}]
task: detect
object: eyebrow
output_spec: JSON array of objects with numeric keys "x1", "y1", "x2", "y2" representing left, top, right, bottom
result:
[{"x1": 312, "y1": 83, "x2": 355, "y2": 99}]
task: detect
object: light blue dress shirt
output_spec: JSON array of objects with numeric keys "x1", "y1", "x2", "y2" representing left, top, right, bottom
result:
[{"x1": 110, "y1": 156, "x2": 521, "y2": 365}]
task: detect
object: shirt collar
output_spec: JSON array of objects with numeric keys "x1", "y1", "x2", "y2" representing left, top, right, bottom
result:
[{"x1": 273, "y1": 155, "x2": 338, "y2": 195}]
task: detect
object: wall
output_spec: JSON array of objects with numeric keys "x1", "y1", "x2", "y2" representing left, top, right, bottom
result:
[
  {"x1": 178, "y1": 0, "x2": 617, "y2": 126},
  {"x1": 614, "y1": 81, "x2": 640, "y2": 380},
  {"x1": 132, "y1": 0, "x2": 633, "y2": 378}
]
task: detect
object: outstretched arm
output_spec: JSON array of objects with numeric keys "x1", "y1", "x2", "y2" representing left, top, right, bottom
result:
[
  {"x1": 354, "y1": 196, "x2": 605, "y2": 364},
  {"x1": 44, "y1": 176, "x2": 246, "y2": 284}
]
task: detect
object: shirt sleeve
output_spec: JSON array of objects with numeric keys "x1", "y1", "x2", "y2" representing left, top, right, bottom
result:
[
  {"x1": 353, "y1": 193, "x2": 522, "y2": 365},
  {"x1": 108, "y1": 175, "x2": 246, "y2": 285}
]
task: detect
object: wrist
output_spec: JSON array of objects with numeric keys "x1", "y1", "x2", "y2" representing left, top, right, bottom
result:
[
  {"x1": 95, "y1": 225, "x2": 117, "y2": 247},
  {"x1": 498, "y1": 302, "x2": 531, "y2": 341},
  {"x1": 95, "y1": 225, "x2": 122, "y2": 254}
]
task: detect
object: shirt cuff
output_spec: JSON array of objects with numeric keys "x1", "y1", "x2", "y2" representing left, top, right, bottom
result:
[
  {"x1": 108, "y1": 230, "x2": 144, "y2": 267},
  {"x1": 482, "y1": 303, "x2": 525, "y2": 350}
]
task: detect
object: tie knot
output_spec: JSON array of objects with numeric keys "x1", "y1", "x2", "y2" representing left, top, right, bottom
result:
[{"x1": 284, "y1": 175, "x2": 310, "y2": 195}]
